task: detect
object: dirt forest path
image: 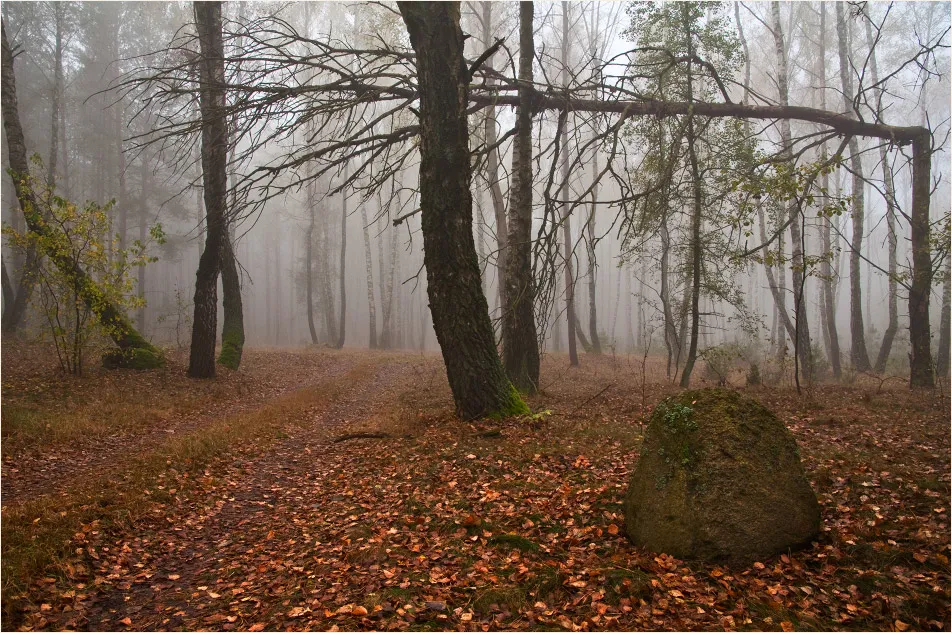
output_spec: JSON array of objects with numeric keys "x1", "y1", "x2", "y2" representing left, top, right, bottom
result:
[
  {"x1": 76, "y1": 357, "x2": 413, "y2": 630},
  {"x1": 9, "y1": 349, "x2": 434, "y2": 631},
  {"x1": 1, "y1": 350, "x2": 368, "y2": 505}
]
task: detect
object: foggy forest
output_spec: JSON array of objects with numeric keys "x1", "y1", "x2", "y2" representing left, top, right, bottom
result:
[{"x1": 0, "y1": 1, "x2": 950, "y2": 631}]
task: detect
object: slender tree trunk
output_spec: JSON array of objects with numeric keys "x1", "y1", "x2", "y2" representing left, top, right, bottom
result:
[
  {"x1": 771, "y1": 1, "x2": 812, "y2": 383},
  {"x1": 398, "y1": 1, "x2": 528, "y2": 419},
  {"x1": 865, "y1": 21, "x2": 899, "y2": 373},
  {"x1": 679, "y1": 5, "x2": 703, "y2": 388},
  {"x1": 835, "y1": 3, "x2": 871, "y2": 371},
  {"x1": 361, "y1": 198, "x2": 377, "y2": 348},
  {"x1": 816, "y1": 2, "x2": 842, "y2": 378},
  {"x1": 1, "y1": 23, "x2": 160, "y2": 365},
  {"x1": 481, "y1": 2, "x2": 508, "y2": 320},
  {"x1": 560, "y1": 3, "x2": 579, "y2": 368},
  {"x1": 137, "y1": 152, "x2": 148, "y2": 332},
  {"x1": 586, "y1": 146, "x2": 601, "y2": 353},
  {"x1": 188, "y1": 1, "x2": 228, "y2": 378},
  {"x1": 501, "y1": 1, "x2": 540, "y2": 391},
  {"x1": 305, "y1": 176, "x2": 318, "y2": 344},
  {"x1": 937, "y1": 260, "x2": 951, "y2": 378},
  {"x1": 335, "y1": 170, "x2": 348, "y2": 349}
]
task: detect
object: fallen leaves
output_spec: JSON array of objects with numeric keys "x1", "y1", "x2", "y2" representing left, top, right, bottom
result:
[{"x1": 5, "y1": 351, "x2": 950, "y2": 632}]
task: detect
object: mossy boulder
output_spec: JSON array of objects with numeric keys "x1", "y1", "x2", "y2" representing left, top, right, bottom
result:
[{"x1": 624, "y1": 388, "x2": 820, "y2": 564}]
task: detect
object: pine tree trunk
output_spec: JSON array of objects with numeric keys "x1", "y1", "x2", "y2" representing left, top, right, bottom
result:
[
  {"x1": 188, "y1": 1, "x2": 229, "y2": 378},
  {"x1": 398, "y1": 1, "x2": 528, "y2": 419},
  {"x1": 501, "y1": 0, "x2": 540, "y2": 391}
]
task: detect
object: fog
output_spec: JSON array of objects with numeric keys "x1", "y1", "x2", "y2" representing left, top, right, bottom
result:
[{"x1": 2, "y1": 1, "x2": 950, "y2": 383}]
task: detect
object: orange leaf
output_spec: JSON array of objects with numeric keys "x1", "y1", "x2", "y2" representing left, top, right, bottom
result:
[
  {"x1": 606, "y1": 524, "x2": 619, "y2": 535},
  {"x1": 780, "y1": 621, "x2": 794, "y2": 632},
  {"x1": 120, "y1": 617, "x2": 133, "y2": 626},
  {"x1": 352, "y1": 606, "x2": 369, "y2": 617},
  {"x1": 249, "y1": 624, "x2": 266, "y2": 632}
]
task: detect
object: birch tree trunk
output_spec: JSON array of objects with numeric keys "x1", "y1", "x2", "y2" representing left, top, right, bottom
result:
[
  {"x1": 835, "y1": 2, "x2": 871, "y2": 371},
  {"x1": 501, "y1": 0, "x2": 540, "y2": 391}
]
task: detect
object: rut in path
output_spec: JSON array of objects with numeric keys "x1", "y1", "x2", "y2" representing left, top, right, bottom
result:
[
  {"x1": 71, "y1": 358, "x2": 414, "y2": 631},
  {"x1": 1, "y1": 351, "x2": 361, "y2": 505}
]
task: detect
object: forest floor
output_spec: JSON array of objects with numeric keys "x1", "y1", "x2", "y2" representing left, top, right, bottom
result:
[{"x1": 1, "y1": 343, "x2": 949, "y2": 632}]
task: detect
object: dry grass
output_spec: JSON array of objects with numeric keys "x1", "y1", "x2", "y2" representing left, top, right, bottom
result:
[{"x1": 1, "y1": 361, "x2": 374, "y2": 622}]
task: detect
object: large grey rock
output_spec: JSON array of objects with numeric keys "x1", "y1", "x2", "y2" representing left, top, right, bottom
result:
[{"x1": 624, "y1": 388, "x2": 820, "y2": 564}]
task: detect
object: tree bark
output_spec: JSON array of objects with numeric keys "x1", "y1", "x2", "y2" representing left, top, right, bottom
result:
[
  {"x1": 501, "y1": 1, "x2": 540, "y2": 392},
  {"x1": 937, "y1": 260, "x2": 951, "y2": 379},
  {"x1": 678, "y1": 4, "x2": 703, "y2": 388},
  {"x1": 1, "y1": 22, "x2": 161, "y2": 365},
  {"x1": 305, "y1": 174, "x2": 318, "y2": 344},
  {"x1": 816, "y1": 3, "x2": 842, "y2": 378},
  {"x1": 908, "y1": 132, "x2": 934, "y2": 387},
  {"x1": 771, "y1": 1, "x2": 812, "y2": 382},
  {"x1": 559, "y1": 3, "x2": 579, "y2": 368},
  {"x1": 398, "y1": 1, "x2": 528, "y2": 419},
  {"x1": 865, "y1": 20, "x2": 899, "y2": 373},
  {"x1": 586, "y1": 148, "x2": 601, "y2": 354},
  {"x1": 188, "y1": 1, "x2": 228, "y2": 378},
  {"x1": 335, "y1": 168, "x2": 348, "y2": 349},
  {"x1": 835, "y1": 2, "x2": 871, "y2": 372},
  {"x1": 361, "y1": 196, "x2": 377, "y2": 348},
  {"x1": 480, "y1": 2, "x2": 508, "y2": 320},
  {"x1": 218, "y1": 233, "x2": 244, "y2": 368}
]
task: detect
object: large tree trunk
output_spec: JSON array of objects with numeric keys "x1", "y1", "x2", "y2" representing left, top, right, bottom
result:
[
  {"x1": 908, "y1": 132, "x2": 934, "y2": 388},
  {"x1": 835, "y1": 3, "x2": 871, "y2": 372},
  {"x1": 398, "y1": 1, "x2": 528, "y2": 419},
  {"x1": 771, "y1": 1, "x2": 812, "y2": 382},
  {"x1": 501, "y1": 1, "x2": 540, "y2": 392},
  {"x1": 1, "y1": 22, "x2": 161, "y2": 366},
  {"x1": 188, "y1": 1, "x2": 228, "y2": 378}
]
